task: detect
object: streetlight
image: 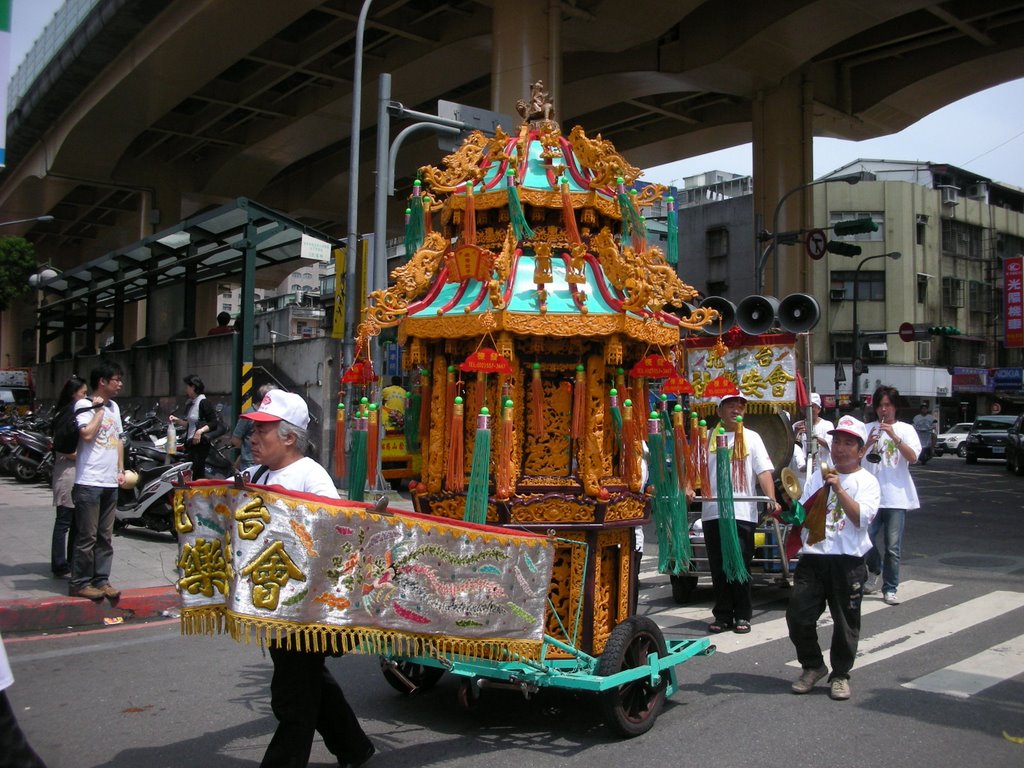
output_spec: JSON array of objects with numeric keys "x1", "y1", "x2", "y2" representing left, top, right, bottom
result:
[
  {"x1": 851, "y1": 251, "x2": 902, "y2": 408},
  {"x1": 756, "y1": 172, "x2": 870, "y2": 294},
  {"x1": 0, "y1": 215, "x2": 54, "y2": 228}
]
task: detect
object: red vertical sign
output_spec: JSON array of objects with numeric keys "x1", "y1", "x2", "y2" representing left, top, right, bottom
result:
[{"x1": 1006, "y1": 256, "x2": 1023, "y2": 348}]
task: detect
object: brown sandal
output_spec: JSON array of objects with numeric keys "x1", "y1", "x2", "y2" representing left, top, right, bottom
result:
[{"x1": 708, "y1": 620, "x2": 734, "y2": 633}]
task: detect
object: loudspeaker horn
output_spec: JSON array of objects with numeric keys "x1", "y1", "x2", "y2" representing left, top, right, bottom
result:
[
  {"x1": 698, "y1": 296, "x2": 736, "y2": 335},
  {"x1": 736, "y1": 295, "x2": 780, "y2": 335},
  {"x1": 778, "y1": 293, "x2": 821, "y2": 333}
]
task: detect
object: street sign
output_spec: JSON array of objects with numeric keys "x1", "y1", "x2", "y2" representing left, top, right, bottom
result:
[
  {"x1": 853, "y1": 358, "x2": 864, "y2": 375},
  {"x1": 898, "y1": 321, "x2": 915, "y2": 342},
  {"x1": 437, "y1": 100, "x2": 516, "y2": 152},
  {"x1": 805, "y1": 228, "x2": 827, "y2": 260},
  {"x1": 834, "y1": 360, "x2": 847, "y2": 383}
]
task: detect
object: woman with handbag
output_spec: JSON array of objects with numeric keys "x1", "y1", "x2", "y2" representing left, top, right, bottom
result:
[{"x1": 169, "y1": 374, "x2": 225, "y2": 480}]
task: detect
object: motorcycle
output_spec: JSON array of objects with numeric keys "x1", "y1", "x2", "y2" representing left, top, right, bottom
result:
[
  {"x1": 9, "y1": 428, "x2": 54, "y2": 484},
  {"x1": 115, "y1": 449, "x2": 192, "y2": 540}
]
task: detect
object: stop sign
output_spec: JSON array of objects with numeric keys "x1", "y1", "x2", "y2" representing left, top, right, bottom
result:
[{"x1": 898, "y1": 321, "x2": 915, "y2": 342}]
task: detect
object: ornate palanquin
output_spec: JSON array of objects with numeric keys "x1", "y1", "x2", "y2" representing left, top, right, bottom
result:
[{"x1": 355, "y1": 84, "x2": 716, "y2": 655}]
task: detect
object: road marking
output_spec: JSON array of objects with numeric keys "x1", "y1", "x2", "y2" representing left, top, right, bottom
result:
[
  {"x1": 902, "y1": 634, "x2": 1024, "y2": 698},
  {"x1": 652, "y1": 580, "x2": 951, "y2": 653},
  {"x1": 784, "y1": 590, "x2": 1024, "y2": 668}
]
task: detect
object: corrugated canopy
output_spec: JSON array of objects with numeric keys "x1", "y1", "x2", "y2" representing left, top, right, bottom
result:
[{"x1": 35, "y1": 198, "x2": 340, "y2": 316}]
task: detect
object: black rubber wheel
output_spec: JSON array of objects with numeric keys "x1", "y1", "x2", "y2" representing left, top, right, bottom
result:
[
  {"x1": 1014, "y1": 452, "x2": 1024, "y2": 476},
  {"x1": 379, "y1": 658, "x2": 445, "y2": 695},
  {"x1": 12, "y1": 459, "x2": 37, "y2": 483},
  {"x1": 670, "y1": 572, "x2": 699, "y2": 604},
  {"x1": 596, "y1": 616, "x2": 669, "y2": 738},
  {"x1": 957, "y1": 444, "x2": 967, "y2": 458}
]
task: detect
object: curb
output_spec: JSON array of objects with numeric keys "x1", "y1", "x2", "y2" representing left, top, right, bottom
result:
[{"x1": 0, "y1": 586, "x2": 180, "y2": 634}]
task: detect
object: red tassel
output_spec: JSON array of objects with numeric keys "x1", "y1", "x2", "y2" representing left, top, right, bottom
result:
[
  {"x1": 446, "y1": 396, "x2": 465, "y2": 492},
  {"x1": 530, "y1": 363, "x2": 544, "y2": 434},
  {"x1": 367, "y1": 404, "x2": 380, "y2": 489},
  {"x1": 561, "y1": 178, "x2": 581, "y2": 244},
  {"x1": 622, "y1": 399, "x2": 636, "y2": 488},
  {"x1": 444, "y1": 364, "x2": 456, "y2": 452},
  {"x1": 697, "y1": 420, "x2": 711, "y2": 494},
  {"x1": 463, "y1": 184, "x2": 476, "y2": 246},
  {"x1": 496, "y1": 398, "x2": 514, "y2": 499},
  {"x1": 571, "y1": 364, "x2": 586, "y2": 441}
]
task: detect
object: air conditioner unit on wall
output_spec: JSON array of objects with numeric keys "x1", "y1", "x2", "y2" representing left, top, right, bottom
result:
[
  {"x1": 978, "y1": 353, "x2": 987, "y2": 366},
  {"x1": 967, "y1": 182, "x2": 988, "y2": 201},
  {"x1": 917, "y1": 341, "x2": 931, "y2": 361},
  {"x1": 940, "y1": 186, "x2": 959, "y2": 206}
]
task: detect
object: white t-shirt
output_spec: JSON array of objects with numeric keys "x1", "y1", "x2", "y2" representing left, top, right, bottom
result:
[
  {"x1": 75, "y1": 398, "x2": 123, "y2": 488},
  {"x1": 247, "y1": 456, "x2": 340, "y2": 499},
  {"x1": 0, "y1": 632, "x2": 12, "y2": 692},
  {"x1": 913, "y1": 412, "x2": 936, "y2": 447},
  {"x1": 797, "y1": 467, "x2": 880, "y2": 557},
  {"x1": 862, "y1": 420, "x2": 921, "y2": 510},
  {"x1": 700, "y1": 427, "x2": 774, "y2": 524}
]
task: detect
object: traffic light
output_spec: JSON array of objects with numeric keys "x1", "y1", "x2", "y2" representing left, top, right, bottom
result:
[
  {"x1": 825, "y1": 240, "x2": 862, "y2": 256},
  {"x1": 832, "y1": 217, "x2": 879, "y2": 236},
  {"x1": 928, "y1": 325, "x2": 961, "y2": 336}
]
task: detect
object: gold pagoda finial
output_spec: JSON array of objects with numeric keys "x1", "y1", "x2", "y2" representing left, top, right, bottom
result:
[{"x1": 516, "y1": 81, "x2": 555, "y2": 128}]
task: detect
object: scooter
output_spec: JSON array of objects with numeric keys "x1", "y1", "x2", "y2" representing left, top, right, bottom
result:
[
  {"x1": 115, "y1": 442, "x2": 192, "y2": 540},
  {"x1": 9, "y1": 429, "x2": 54, "y2": 484}
]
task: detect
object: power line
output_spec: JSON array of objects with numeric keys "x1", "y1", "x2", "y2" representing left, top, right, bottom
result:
[{"x1": 960, "y1": 129, "x2": 1024, "y2": 168}]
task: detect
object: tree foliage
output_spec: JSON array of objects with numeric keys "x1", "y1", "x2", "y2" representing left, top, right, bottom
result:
[{"x1": 0, "y1": 236, "x2": 38, "y2": 311}]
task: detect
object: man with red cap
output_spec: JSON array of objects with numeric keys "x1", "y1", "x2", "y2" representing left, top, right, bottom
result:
[
  {"x1": 242, "y1": 390, "x2": 375, "y2": 768},
  {"x1": 785, "y1": 414, "x2": 880, "y2": 701}
]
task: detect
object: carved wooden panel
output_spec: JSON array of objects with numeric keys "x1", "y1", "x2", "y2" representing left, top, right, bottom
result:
[{"x1": 523, "y1": 377, "x2": 571, "y2": 476}]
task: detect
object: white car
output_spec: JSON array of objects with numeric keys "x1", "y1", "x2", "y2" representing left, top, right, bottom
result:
[{"x1": 934, "y1": 422, "x2": 973, "y2": 457}]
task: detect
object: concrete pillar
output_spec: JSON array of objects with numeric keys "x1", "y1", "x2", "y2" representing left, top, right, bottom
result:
[
  {"x1": 752, "y1": 73, "x2": 814, "y2": 297},
  {"x1": 492, "y1": 0, "x2": 560, "y2": 115}
]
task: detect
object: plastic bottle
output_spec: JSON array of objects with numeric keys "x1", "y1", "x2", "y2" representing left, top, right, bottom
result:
[{"x1": 167, "y1": 419, "x2": 177, "y2": 462}]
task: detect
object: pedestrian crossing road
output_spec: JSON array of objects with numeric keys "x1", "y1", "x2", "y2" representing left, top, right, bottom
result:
[{"x1": 636, "y1": 563, "x2": 1024, "y2": 702}]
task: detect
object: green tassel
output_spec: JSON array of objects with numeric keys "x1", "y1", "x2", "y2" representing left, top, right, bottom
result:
[
  {"x1": 647, "y1": 416, "x2": 692, "y2": 574},
  {"x1": 464, "y1": 408, "x2": 491, "y2": 525},
  {"x1": 506, "y1": 170, "x2": 534, "y2": 240},
  {"x1": 404, "y1": 390, "x2": 421, "y2": 450},
  {"x1": 666, "y1": 195, "x2": 678, "y2": 265},
  {"x1": 405, "y1": 181, "x2": 425, "y2": 255},
  {"x1": 715, "y1": 437, "x2": 749, "y2": 583},
  {"x1": 347, "y1": 423, "x2": 367, "y2": 503},
  {"x1": 609, "y1": 388, "x2": 623, "y2": 453}
]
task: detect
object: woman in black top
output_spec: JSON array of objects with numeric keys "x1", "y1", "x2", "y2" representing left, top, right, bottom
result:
[{"x1": 170, "y1": 374, "x2": 224, "y2": 479}]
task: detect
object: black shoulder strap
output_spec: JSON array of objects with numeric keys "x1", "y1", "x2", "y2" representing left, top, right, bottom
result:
[{"x1": 252, "y1": 465, "x2": 270, "y2": 483}]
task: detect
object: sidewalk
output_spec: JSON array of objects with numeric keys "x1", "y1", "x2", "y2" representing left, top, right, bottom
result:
[{"x1": 0, "y1": 476, "x2": 414, "y2": 635}]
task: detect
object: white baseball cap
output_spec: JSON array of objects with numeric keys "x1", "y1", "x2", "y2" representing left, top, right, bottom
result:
[
  {"x1": 716, "y1": 393, "x2": 747, "y2": 408},
  {"x1": 810, "y1": 392, "x2": 822, "y2": 408},
  {"x1": 829, "y1": 414, "x2": 868, "y2": 445},
  {"x1": 242, "y1": 390, "x2": 309, "y2": 430}
]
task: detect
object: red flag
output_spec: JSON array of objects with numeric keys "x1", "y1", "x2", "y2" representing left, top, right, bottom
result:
[{"x1": 795, "y1": 371, "x2": 809, "y2": 409}]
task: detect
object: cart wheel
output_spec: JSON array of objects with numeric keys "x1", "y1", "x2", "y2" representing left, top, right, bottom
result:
[
  {"x1": 670, "y1": 573, "x2": 699, "y2": 604},
  {"x1": 378, "y1": 658, "x2": 445, "y2": 695},
  {"x1": 596, "y1": 616, "x2": 669, "y2": 738}
]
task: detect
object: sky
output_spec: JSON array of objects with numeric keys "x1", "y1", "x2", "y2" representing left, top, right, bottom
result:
[{"x1": 8, "y1": 0, "x2": 1024, "y2": 189}]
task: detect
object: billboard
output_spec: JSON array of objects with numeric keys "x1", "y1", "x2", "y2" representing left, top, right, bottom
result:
[{"x1": 1005, "y1": 256, "x2": 1023, "y2": 348}]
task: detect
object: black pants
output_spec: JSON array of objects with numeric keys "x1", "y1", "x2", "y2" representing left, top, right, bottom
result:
[
  {"x1": 187, "y1": 441, "x2": 210, "y2": 480},
  {"x1": 786, "y1": 553, "x2": 866, "y2": 680},
  {"x1": 703, "y1": 518, "x2": 756, "y2": 623},
  {"x1": 0, "y1": 690, "x2": 47, "y2": 768},
  {"x1": 261, "y1": 644, "x2": 370, "y2": 768}
]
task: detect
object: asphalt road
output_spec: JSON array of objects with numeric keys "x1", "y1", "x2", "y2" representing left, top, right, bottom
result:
[{"x1": 4, "y1": 454, "x2": 1023, "y2": 767}]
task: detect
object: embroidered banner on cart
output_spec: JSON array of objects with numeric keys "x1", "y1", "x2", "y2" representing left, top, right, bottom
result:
[
  {"x1": 175, "y1": 482, "x2": 555, "y2": 659},
  {"x1": 685, "y1": 331, "x2": 798, "y2": 416}
]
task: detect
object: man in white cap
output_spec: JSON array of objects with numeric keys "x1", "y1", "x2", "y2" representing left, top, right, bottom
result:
[
  {"x1": 786, "y1": 415, "x2": 880, "y2": 702},
  {"x1": 242, "y1": 390, "x2": 375, "y2": 768},
  {"x1": 791, "y1": 392, "x2": 834, "y2": 471},
  {"x1": 686, "y1": 392, "x2": 780, "y2": 635}
]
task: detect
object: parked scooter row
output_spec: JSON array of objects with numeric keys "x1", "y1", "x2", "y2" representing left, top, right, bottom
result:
[{"x1": 0, "y1": 410, "x2": 55, "y2": 484}]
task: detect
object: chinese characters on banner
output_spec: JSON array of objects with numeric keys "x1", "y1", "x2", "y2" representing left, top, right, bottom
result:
[
  {"x1": 685, "y1": 332, "x2": 798, "y2": 415},
  {"x1": 1005, "y1": 256, "x2": 1023, "y2": 348}
]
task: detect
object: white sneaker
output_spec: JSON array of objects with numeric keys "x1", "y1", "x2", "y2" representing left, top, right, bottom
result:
[
  {"x1": 830, "y1": 678, "x2": 851, "y2": 700},
  {"x1": 883, "y1": 591, "x2": 900, "y2": 605}
]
